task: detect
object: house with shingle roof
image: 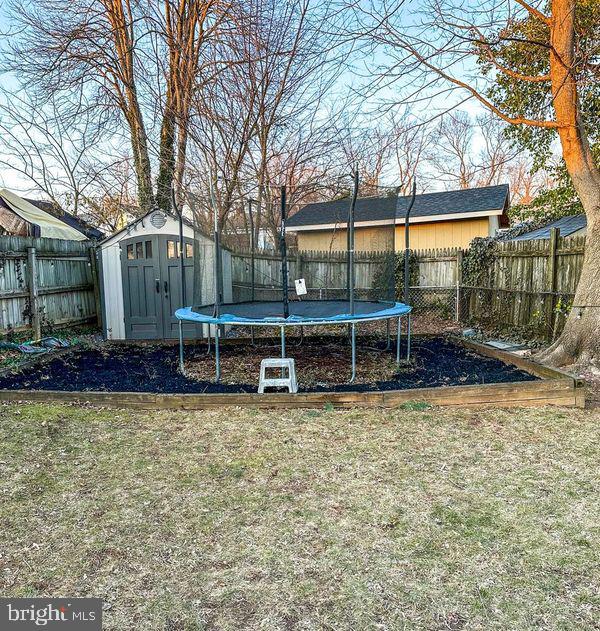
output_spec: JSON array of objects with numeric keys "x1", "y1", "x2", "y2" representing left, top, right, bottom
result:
[
  {"x1": 286, "y1": 184, "x2": 510, "y2": 251},
  {"x1": 509, "y1": 214, "x2": 586, "y2": 241}
]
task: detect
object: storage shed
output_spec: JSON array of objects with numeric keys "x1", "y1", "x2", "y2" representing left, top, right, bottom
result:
[{"x1": 98, "y1": 209, "x2": 231, "y2": 340}]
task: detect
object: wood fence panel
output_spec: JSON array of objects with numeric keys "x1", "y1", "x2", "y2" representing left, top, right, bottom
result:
[
  {"x1": 229, "y1": 237, "x2": 585, "y2": 341},
  {"x1": 0, "y1": 236, "x2": 98, "y2": 335},
  {"x1": 464, "y1": 236, "x2": 585, "y2": 339},
  {"x1": 413, "y1": 247, "x2": 459, "y2": 287}
]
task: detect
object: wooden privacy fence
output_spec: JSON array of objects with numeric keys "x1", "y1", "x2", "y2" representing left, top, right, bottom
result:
[
  {"x1": 461, "y1": 231, "x2": 585, "y2": 339},
  {"x1": 230, "y1": 249, "x2": 398, "y2": 301},
  {"x1": 230, "y1": 236, "x2": 585, "y2": 340},
  {"x1": 230, "y1": 246, "x2": 462, "y2": 305},
  {"x1": 0, "y1": 236, "x2": 100, "y2": 337},
  {"x1": 0, "y1": 234, "x2": 585, "y2": 341}
]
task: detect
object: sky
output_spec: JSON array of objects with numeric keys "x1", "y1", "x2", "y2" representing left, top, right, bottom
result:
[{"x1": 0, "y1": 0, "x2": 491, "y2": 197}]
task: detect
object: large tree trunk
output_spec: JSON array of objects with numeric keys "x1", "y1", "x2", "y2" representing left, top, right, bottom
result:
[
  {"x1": 535, "y1": 0, "x2": 600, "y2": 367},
  {"x1": 128, "y1": 106, "x2": 155, "y2": 214},
  {"x1": 103, "y1": 0, "x2": 155, "y2": 214},
  {"x1": 156, "y1": 103, "x2": 176, "y2": 212}
]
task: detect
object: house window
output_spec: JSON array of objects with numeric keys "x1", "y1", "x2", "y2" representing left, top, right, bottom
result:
[
  {"x1": 167, "y1": 240, "x2": 177, "y2": 258},
  {"x1": 136, "y1": 241, "x2": 143, "y2": 259},
  {"x1": 186, "y1": 243, "x2": 193, "y2": 258},
  {"x1": 127, "y1": 244, "x2": 134, "y2": 260},
  {"x1": 145, "y1": 240, "x2": 153, "y2": 259}
]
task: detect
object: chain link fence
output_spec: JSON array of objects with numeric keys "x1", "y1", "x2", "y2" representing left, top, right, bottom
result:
[{"x1": 406, "y1": 286, "x2": 458, "y2": 321}]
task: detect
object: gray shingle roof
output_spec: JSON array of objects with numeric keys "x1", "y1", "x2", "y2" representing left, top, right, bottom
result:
[
  {"x1": 287, "y1": 184, "x2": 509, "y2": 228},
  {"x1": 511, "y1": 214, "x2": 587, "y2": 241}
]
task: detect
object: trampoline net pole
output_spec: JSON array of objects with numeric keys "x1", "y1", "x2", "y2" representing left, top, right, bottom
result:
[
  {"x1": 403, "y1": 181, "x2": 417, "y2": 306},
  {"x1": 280, "y1": 185, "x2": 289, "y2": 319},
  {"x1": 350, "y1": 322, "x2": 356, "y2": 383},
  {"x1": 348, "y1": 167, "x2": 358, "y2": 315},
  {"x1": 248, "y1": 197, "x2": 255, "y2": 302},
  {"x1": 406, "y1": 313, "x2": 412, "y2": 361},
  {"x1": 215, "y1": 326, "x2": 221, "y2": 383},
  {"x1": 210, "y1": 179, "x2": 222, "y2": 319},
  {"x1": 396, "y1": 316, "x2": 402, "y2": 364},
  {"x1": 172, "y1": 186, "x2": 186, "y2": 371}
]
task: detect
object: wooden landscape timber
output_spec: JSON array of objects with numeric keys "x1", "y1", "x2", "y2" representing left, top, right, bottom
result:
[{"x1": 0, "y1": 338, "x2": 585, "y2": 410}]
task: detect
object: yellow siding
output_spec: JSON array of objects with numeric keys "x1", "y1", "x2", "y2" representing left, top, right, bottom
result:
[
  {"x1": 297, "y1": 226, "x2": 394, "y2": 252},
  {"x1": 394, "y1": 218, "x2": 490, "y2": 250},
  {"x1": 296, "y1": 218, "x2": 491, "y2": 252}
]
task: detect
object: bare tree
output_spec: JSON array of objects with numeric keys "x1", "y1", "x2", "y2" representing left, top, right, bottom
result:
[
  {"x1": 0, "y1": 90, "x2": 122, "y2": 215},
  {"x1": 81, "y1": 155, "x2": 139, "y2": 231},
  {"x1": 390, "y1": 114, "x2": 431, "y2": 195},
  {"x1": 152, "y1": 0, "x2": 221, "y2": 210},
  {"x1": 428, "y1": 111, "x2": 477, "y2": 189},
  {"x1": 8, "y1": 0, "x2": 155, "y2": 211},
  {"x1": 7, "y1": 0, "x2": 222, "y2": 215},
  {"x1": 186, "y1": 0, "x2": 346, "y2": 244},
  {"x1": 507, "y1": 158, "x2": 552, "y2": 205},
  {"x1": 350, "y1": 0, "x2": 600, "y2": 367},
  {"x1": 475, "y1": 114, "x2": 523, "y2": 187},
  {"x1": 427, "y1": 112, "x2": 521, "y2": 190}
]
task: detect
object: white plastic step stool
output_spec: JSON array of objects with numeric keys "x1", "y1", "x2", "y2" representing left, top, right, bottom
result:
[{"x1": 258, "y1": 358, "x2": 298, "y2": 394}]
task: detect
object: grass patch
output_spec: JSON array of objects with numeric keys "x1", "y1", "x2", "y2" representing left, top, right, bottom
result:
[
  {"x1": 399, "y1": 400, "x2": 432, "y2": 411},
  {"x1": 1, "y1": 403, "x2": 599, "y2": 629}
]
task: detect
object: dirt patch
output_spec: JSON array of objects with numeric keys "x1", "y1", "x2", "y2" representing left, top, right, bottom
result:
[{"x1": 0, "y1": 336, "x2": 537, "y2": 393}]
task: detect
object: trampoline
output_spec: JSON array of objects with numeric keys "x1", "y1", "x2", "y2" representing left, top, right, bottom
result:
[
  {"x1": 176, "y1": 299, "x2": 411, "y2": 382},
  {"x1": 177, "y1": 299, "x2": 410, "y2": 326},
  {"x1": 172, "y1": 173, "x2": 416, "y2": 385}
]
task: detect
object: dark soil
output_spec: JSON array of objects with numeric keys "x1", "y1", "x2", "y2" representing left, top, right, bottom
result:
[{"x1": 0, "y1": 336, "x2": 538, "y2": 394}]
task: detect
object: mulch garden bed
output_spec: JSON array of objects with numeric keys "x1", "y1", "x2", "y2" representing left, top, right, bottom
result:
[{"x1": 0, "y1": 336, "x2": 537, "y2": 394}]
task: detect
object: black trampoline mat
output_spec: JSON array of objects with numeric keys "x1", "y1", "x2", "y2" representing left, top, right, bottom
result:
[{"x1": 191, "y1": 300, "x2": 399, "y2": 319}]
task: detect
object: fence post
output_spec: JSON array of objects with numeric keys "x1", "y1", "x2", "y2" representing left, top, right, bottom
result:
[
  {"x1": 89, "y1": 246, "x2": 103, "y2": 330},
  {"x1": 546, "y1": 228, "x2": 559, "y2": 339},
  {"x1": 26, "y1": 247, "x2": 41, "y2": 340},
  {"x1": 455, "y1": 249, "x2": 463, "y2": 322}
]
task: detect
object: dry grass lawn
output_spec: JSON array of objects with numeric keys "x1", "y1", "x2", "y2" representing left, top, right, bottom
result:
[{"x1": 1, "y1": 402, "x2": 599, "y2": 630}]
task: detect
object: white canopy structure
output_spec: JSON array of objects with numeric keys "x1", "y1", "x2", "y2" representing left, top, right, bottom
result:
[{"x1": 0, "y1": 188, "x2": 87, "y2": 241}]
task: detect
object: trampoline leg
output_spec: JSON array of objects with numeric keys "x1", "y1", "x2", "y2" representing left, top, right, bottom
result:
[
  {"x1": 385, "y1": 319, "x2": 391, "y2": 350},
  {"x1": 251, "y1": 325, "x2": 255, "y2": 346},
  {"x1": 281, "y1": 326, "x2": 286, "y2": 378},
  {"x1": 350, "y1": 322, "x2": 356, "y2": 383},
  {"x1": 406, "y1": 313, "x2": 412, "y2": 362},
  {"x1": 396, "y1": 316, "x2": 401, "y2": 364},
  {"x1": 206, "y1": 325, "x2": 211, "y2": 355},
  {"x1": 178, "y1": 320, "x2": 185, "y2": 376},
  {"x1": 215, "y1": 327, "x2": 221, "y2": 383}
]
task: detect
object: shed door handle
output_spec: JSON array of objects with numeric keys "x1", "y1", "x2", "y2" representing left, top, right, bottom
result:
[
  {"x1": 155, "y1": 279, "x2": 160, "y2": 293},
  {"x1": 164, "y1": 281, "x2": 169, "y2": 295}
]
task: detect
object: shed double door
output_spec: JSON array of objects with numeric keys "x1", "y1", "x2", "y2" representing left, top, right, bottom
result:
[{"x1": 121, "y1": 234, "x2": 199, "y2": 339}]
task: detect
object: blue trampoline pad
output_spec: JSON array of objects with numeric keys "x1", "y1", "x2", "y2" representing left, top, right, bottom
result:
[{"x1": 176, "y1": 300, "x2": 411, "y2": 326}]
